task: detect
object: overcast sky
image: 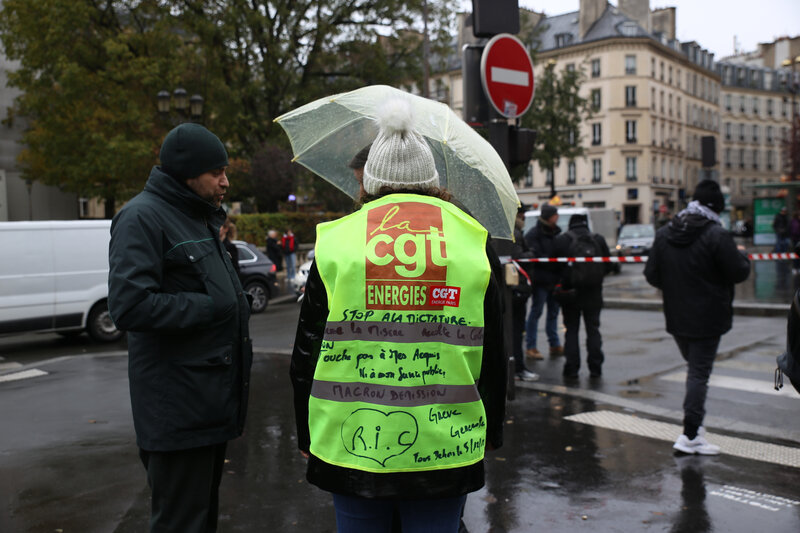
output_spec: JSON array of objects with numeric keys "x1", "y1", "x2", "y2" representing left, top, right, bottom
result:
[{"x1": 460, "y1": 1, "x2": 800, "y2": 60}]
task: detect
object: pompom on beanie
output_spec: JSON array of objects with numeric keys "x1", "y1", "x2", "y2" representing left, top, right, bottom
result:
[
  {"x1": 159, "y1": 123, "x2": 229, "y2": 181},
  {"x1": 362, "y1": 98, "x2": 439, "y2": 195}
]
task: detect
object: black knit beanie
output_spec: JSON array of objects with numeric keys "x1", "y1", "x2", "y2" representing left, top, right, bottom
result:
[
  {"x1": 693, "y1": 179, "x2": 725, "y2": 213},
  {"x1": 541, "y1": 204, "x2": 558, "y2": 220},
  {"x1": 159, "y1": 123, "x2": 229, "y2": 181}
]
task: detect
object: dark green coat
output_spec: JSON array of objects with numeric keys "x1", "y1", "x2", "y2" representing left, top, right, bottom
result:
[{"x1": 108, "y1": 167, "x2": 252, "y2": 451}]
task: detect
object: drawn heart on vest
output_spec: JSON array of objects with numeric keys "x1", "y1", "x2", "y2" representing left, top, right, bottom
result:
[{"x1": 340, "y1": 408, "x2": 419, "y2": 467}]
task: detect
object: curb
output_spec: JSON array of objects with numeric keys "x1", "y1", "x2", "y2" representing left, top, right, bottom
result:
[{"x1": 604, "y1": 298, "x2": 789, "y2": 317}]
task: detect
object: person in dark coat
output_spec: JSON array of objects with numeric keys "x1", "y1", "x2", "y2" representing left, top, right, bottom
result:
[
  {"x1": 220, "y1": 218, "x2": 240, "y2": 275},
  {"x1": 266, "y1": 229, "x2": 283, "y2": 272},
  {"x1": 491, "y1": 205, "x2": 538, "y2": 382},
  {"x1": 773, "y1": 206, "x2": 790, "y2": 253},
  {"x1": 523, "y1": 204, "x2": 563, "y2": 359},
  {"x1": 645, "y1": 180, "x2": 750, "y2": 455},
  {"x1": 108, "y1": 123, "x2": 252, "y2": 533},
  {"x1": 551, "y1": 214, "x2": 612, "y2": 379}
]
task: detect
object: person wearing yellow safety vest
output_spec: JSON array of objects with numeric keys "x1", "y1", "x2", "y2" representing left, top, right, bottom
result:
[{"x1": 290, "y1": 98, "x2": 507, "y2": 533}]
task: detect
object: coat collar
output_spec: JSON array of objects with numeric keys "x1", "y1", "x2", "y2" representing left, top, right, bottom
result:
[{"x1": 144, "y1": 166, "x2": 225, "y2": 224}]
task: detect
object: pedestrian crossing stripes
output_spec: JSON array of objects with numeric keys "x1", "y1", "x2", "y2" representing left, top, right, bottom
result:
[
  {"x1": 0, "y1": 362, "x2": 23, "y2": 371},
  {"x1": 565, "y1": 410, "x2": 800, "y2": 468},
  {"x1": 660, "y1": 371, "x2": 795, "y2": 397},
  {"x1": 0, "y1": 369, "x2": 48, "y2": 383}
]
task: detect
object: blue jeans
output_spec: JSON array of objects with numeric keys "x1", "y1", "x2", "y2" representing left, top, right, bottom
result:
[
  {"x1": 332, "y1": 493, "x2": 467, "y2": 533},
  {"x1": 284, "y1": 252, "x2": 296, "y2": 281},
  {"x1": 525, "y1": 285, "x2": 561, "y2": 350}
]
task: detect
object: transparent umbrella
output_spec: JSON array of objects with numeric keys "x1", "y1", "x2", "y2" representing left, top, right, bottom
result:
[{"x1": 274, "y1": 85, "x2": 519, "y2": 239}]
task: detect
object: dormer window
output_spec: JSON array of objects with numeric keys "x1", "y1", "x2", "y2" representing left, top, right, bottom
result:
[
  {"x1": 555, "y1": 33, "x2": 573, "y2": 47},
  {"x1": 620, "y1": 21, "x2": 639, "y2": 37}
]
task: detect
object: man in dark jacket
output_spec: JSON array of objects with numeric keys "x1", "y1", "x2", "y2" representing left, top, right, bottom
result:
[
  {"x1": 645, "y1": 180, "x2": 750, "y2": 455},
  {"x1": 523, "y1": 204, "x2": 563, "y2": 359},
  {"x1": 552, "y1": 214, "x2": 612, "y2": 379},
  {"x1": 108, "y1": 123, "x2": 252, "y2": 532},
  {"x1": 773, "y1": 206, "x2": 790, "y2": 253}
]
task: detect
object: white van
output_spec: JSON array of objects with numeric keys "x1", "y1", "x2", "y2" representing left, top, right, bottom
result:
[
  {"x1": 0, "y1": 220, "x2": 122, "y2": 342},
  {"x1": 523, "y1": 206, "x2": 619, "y2": 248}
]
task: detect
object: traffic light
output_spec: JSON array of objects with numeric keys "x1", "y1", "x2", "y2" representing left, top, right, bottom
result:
[
  {"x1": 510, "y1": 127, "x2": 536, "y2": 168},
  {"x1": 472, "y1": 0, "x2": 520, "y2": 37}
]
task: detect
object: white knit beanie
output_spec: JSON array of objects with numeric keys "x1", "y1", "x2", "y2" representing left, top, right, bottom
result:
[{"x1": 362, "y1": 98, "x2": 439, "y2": 195}]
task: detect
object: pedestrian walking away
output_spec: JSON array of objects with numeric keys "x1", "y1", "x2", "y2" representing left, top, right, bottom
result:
[
  {"x1": 290, "y1": 97, "x2": 507, "y2": 533},
  {"x1": 108, "y1": 123, "x2": 253, "y2": 533},
  {"x1": 551, "y1": 213, "x2": 613, "y2": 380},
  {"x1": 266, "y1": 229, "x2": 283, "y2": 272},
  {"x1": 523, "y1": 203, "x2": 563, "y2": 360},
  {"x1": 644, "y1": 179, "x2": 750, "y2": 456},
  {"x1": 773, "y1": 206, "x2": 790, "y2": 253},
  {"x1": 282, "y1": 228, "x2": 298, "y2": 283}
]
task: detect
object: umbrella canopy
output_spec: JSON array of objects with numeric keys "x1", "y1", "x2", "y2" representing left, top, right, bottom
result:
[{"x1": 275, "y1": 85, "x2": 519, "y2": 239}]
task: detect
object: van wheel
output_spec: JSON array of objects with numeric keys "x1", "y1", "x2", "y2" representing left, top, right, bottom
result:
[
  {"x1": 244, "y1": 280, "x2": 269, "y2": 314},
  {"x1": 87, "y1": 301, "x2": 124, "y2": 343}
]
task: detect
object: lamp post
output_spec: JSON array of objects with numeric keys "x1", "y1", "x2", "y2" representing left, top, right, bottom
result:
[
  {"x1": 546, "y1": 59, "x2": 557, "y2": 199},
  {"x1": 157, "y1": 87, "x2": 204, "y2": 123}
]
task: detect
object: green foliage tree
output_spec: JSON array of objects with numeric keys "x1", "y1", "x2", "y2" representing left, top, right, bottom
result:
[
  {"x1": 0, "y1": 0, "x2": 459, "y2": 215},
  {"x1": 520, "y1": 59, "x2": 592, "y2": 198},
  {"x1": 0, "y1": 0, "x2": 197, "y2": 217}
]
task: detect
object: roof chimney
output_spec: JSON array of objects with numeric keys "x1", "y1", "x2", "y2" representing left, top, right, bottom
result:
[
  {"x1": 579, "y1": 0, "x2": 607, "y2": 38},
  {"x1": 618, "y1": 0, "x2": 651, "y2": 33}
]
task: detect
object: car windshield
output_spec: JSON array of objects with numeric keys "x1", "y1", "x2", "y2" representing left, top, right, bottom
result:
[{"x1": 619, "y1": 224, "x2": 654, "y2": 239}]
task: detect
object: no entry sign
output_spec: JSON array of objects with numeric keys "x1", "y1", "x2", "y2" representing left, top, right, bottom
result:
[{"x1": 480, "y1": 33, "x2": 535, "y2": 119}]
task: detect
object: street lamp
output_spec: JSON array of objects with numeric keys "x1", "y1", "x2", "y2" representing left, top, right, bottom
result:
[
  {"x1": 157, "y1": 87, "x2": 204, "y2": 123},
  {"x1": 546, "y1": 59, "x2": 557, "y2": 199}
]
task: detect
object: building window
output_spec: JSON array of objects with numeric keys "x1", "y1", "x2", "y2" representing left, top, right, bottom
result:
[
  {"x1": 725, "y1": 122, "x2": 731, "y2": 141},
  {"x1": 651, "y1": 57, "x2": 656, "y2": 78},
  {"x1": 566, "y1": 63, "x2": 575, "y2": 72},
  {"x1": 752, "y1": 125, "x2": 759, "y2": 142},
  {"x1": 739, "y1": 95, "x2": 746, "y2": 113},
  {"x1": 555, "y1": 33, "x2": 574, "y2": 47},
  {"x1": 592, "y1": 159, "x2": 602, "y2": 183},
  {"x1": 626, "y1": 120, "x2": 637, "y2": 143},
  {"x1": 753, "y1": 150, "x2": 759, "y2": 170},
  {"x1": 651, "y1": 88, "x2": 656, "y2": 110},
  {"x1": 677, "y1": 96, "x2": 682, "y2": 118},
  {"x1": 739, "y1": 123, "x2": 745, "y2": 141},
  {"x1": 545, "y1": 168, "x2": 553, "y2": 185},
  {"x1": 591, "y1": 59, "x2": 600, "y2": 78},
  {"x1": 752, "y1": 96, "x2": 759, "y2": 115},
  {"x1": 625, "y1": 85, "x2": 637, "y2": 107},
  {"x1": 767, "y1": 126, "x2": 773, "y2": 143},
  {"x1": 677, "y1": 68, "x2": 681, "y2": 88},
  {"x1": 626, "y1": 157, "x2": 637, "y2": 181},
  {"x1": 524, "y1": 165, "x2": 533, "y2": 187},
  {"x1": 725, "y1": 148, "x2": 731, "y2": 168},
  {"x1": 660, "y1": 61, "x2": 664, "y2": 81},
  {"x1": 625, "y1": 54, "x2": 636, "y2": 75},
  {"x1": 739, "y1": 148, "x2": 745, "y2": 168},
  {"x1": 767, "y1": 98, "x2": 774, "y2": 116},
  {"x1": 591, "y1": 88, "x2": 601, "y2": 110},
  {"x1": 568, "y1": 128, "x2": 576, "y2": 146},
  {"x1": 592, "y1": 123, "x2": 602, "y2": 145},
  {"x1": 767, "y1": 150, "x2": 774, "y2": 170},
  {"x1": 567, "y1": 161, "x2": 576, "y2": 184}
]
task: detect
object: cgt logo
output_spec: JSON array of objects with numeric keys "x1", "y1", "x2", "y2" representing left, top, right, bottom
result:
[
  {"x1": 365, "y1": 202, "x2": 450, "y2": 310},
  {"x1": 429, "y1": 286, "x2": 461, "y2": 307}
]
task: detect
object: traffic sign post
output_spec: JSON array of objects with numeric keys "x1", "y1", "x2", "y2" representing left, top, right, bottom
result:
[{"x1": 480, "y1": 33, "x2": 535, "y2": 119}]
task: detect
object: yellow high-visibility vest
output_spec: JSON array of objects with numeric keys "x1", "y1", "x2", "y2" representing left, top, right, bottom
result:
[{"x1": 309, "y1": 193, "x2": 491, "y2": 473}]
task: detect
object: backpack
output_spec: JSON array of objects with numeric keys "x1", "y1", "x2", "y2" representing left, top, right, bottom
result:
[{"x1": 566, "y1": 231, "x2": 605, "y2": 287}]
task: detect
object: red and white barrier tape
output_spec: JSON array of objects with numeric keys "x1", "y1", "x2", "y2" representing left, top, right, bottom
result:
[{"x1": 515, "y1": 253, "x2": 798, "y2": 263}]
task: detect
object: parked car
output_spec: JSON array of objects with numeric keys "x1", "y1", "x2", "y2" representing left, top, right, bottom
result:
[
  {"x1": 233, "y1": 240, "x2": 278, "y2": 313},
  {"x1": 0, "y1": 220, "x2": 123, "y2": 342},
  {"x1": 615, "y1": 223, "x2": 656, "y2": 257}
]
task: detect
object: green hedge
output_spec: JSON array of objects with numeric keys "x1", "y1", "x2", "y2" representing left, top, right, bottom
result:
[{"x1": 231, "y1": 212, "x2": 347, "y2": 248}]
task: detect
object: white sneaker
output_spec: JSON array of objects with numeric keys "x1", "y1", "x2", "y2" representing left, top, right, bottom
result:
[
  {"x1": 515, "y1": 370, "x2": 539, "y2": 382},
  {"x1": 673, "y1": 433, "x2": 720, "y2": 455}
]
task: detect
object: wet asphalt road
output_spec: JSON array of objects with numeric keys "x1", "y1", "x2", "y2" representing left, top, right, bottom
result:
[{"x1": 1, "y1": 267, "x2": 800, "y2": 532}]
